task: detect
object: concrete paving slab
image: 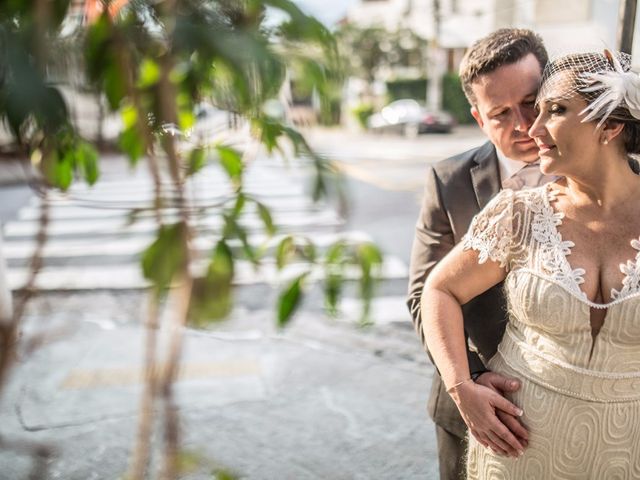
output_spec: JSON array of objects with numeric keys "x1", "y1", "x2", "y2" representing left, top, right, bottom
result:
[
  {"x1": 16, "y1": 326, "x2": 268, "y2": 430},
  {"x1": 0, "y1": 300, "x2": 439, "y2": 479}
]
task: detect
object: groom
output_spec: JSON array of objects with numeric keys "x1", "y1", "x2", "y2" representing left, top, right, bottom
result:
[{"x1": 407, "y1": 28, "x2": 551, "y2": 479}]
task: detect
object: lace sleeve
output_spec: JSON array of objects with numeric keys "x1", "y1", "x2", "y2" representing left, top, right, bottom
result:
[{"x1": 462, "y1": 189, "x2": 515, "y2": 268}]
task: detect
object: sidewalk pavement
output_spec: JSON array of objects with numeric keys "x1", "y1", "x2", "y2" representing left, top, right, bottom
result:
[{"x1": 0, "y1": 291, "x2": 439, "y2": 479}]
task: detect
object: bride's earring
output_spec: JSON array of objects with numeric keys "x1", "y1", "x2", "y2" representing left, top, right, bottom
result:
[{"x1": 602, "y1": 138, "x2": 609, "y2": 145}]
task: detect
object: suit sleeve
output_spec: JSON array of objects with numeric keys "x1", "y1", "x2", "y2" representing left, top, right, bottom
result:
[{"x1": 407, "y1": 166, "x2": 486, "y2": 376}]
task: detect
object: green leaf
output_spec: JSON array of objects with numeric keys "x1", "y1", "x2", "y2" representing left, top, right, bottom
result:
[
  {"x1": 178, "y1": 109, "x2": 196, "y2": 132},
  {"x1": 209, "y1": 240, "x2": 235, "y2": 278},
  {"x1": 138, "y1": 58, "x2": 161, "y2": 88},
  {"x1": 301, "y1": 241, "x2": 317, "y2": 263},
  {"x1": 85, "y1": 13, "x2": 112, "y2": 84},
  {"x1": 312, "y1": 170, "x2": 327, "y2": 202},
  {"x1": 104, "y1": 61, "x2": 126, "y2": 110},
  {"x1": 255, "y1": 201, "x2": 276, "y2": 236},
  {"x1": 119, "y1": 125, "x2": 145, "y2": 165},
  {"x1": 76, "y1": 141, "x2": 100, "y2": 185},
  {"x1": 282, "y1": 125, "x2": 310, "y2": 157},
  {"x1": 216, "y1": 146, "x2": 243, "y2": 189},
  {"x1": 265, "y1": 0, "x2": 334, "y2": 43},
  {"x1": 54, "y1": 151, "x2": 73, "y2": 191},
  {"x1": 121, "y1": 104, "x2": 138, "y2": 129},
  {"x1": 324, "y1": 272, "x2": 342, "y2": 317},
  {"x1": 187, "y1": 147, "x2": 206, "y2": 176},
  {"x1": 231, "y1": 193, "x2": 246, "y2": 219},
  {"x1": 50, "y1": 150, "x2": 73, "y2": 191},
  {"x1": 125, "y1": 208, "x2": 143, "y2": 227},
  {"x1": 356, "y1": 242, "x2": 383, "y2": 324},
  {"x1": 325, "y1": 240, "x2": 346, "y2": 265},
  {"x1": 41, "y1": 86, "x2": 69, "y2": 133},
  {"x1": 253, "y1": 118, "x2": 284, "y2": 153},
  {"x1": 223, "y1": 214, "x2": 258, "y2": 264},
  {"x1": 214, "y1": 470, "x2": 239, "y2": 480},
  {"x1": 176, "y1": 450, "x2": 202, "y2": 474},
  {"x1": 275, "y1": 235, "x2": 316, "y2": 270},
  {"x1": 277, "y1": 272, "x2": 308, "y2": 327},
  {"x1": 189, "y1": 240, "x2": 235, "y2": 326},
  {"x1": 323, "y1": 240, "x2": 347, "y2": 316},
  {"x1": 141, "y1": 223, "x2": 187, "y2": 293},
  {"x1": 275, "y1": 235, "x2": 295, "y2": 270}
]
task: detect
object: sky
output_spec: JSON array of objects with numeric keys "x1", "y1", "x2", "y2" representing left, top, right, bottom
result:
[{"x1": 293, "y1": 0, "x2": 359, "y2": 26}]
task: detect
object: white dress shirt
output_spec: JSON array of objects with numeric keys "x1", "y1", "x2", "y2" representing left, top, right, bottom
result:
[{"x1": 496, "y1": 148, "x2": 555, "y2": 190}]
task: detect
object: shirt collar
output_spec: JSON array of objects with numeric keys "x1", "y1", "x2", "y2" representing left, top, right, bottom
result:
[{"x1": 495, "y1": 147, "x2": 536, "y2": 182}]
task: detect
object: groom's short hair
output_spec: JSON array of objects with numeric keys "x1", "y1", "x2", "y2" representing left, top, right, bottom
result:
[{"x1": 460, "y1": 28, "x2": 548, "y2": 105}]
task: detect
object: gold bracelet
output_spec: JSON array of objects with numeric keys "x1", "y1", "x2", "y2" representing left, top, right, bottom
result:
[{"x1": 446, "y1": 378, "x2": 473, "y2": 394}]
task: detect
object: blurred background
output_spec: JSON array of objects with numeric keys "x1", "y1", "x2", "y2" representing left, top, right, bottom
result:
[{"x1": 0, "y1": 1, "x2": 636, "y2": 479}]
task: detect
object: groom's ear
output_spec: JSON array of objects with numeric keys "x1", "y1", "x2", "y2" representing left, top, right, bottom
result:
[{"x1": 471, "y1": 107, "x2": 484, "y2": 129}]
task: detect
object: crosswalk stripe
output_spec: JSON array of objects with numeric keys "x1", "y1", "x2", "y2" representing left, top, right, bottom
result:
[
  {"x1": 16, "y1": 197, "x2": 322, "y2": 221},
  {"x1": 337, "y1": 295, "x2": 412, "y2": 324},
  {"x1": 4, "y1": 209, "x2": 342, "y2": 238},
  {"x1": 2, "y1": 231, "x2": 374, "y2": 262},
  {"x1": 28, "y1": 187, "x2": 308, "y2": 209},
  {"x1": 7, "y1": 256, "x2": 408, "y2": 291},
  {"x1": 4, "y1": 159, "x2": 409, "y2": 290}
]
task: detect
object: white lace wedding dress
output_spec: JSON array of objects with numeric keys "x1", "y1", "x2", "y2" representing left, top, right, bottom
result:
[{"x1": 463, "y1": 184, "x2": 640, "y2": 479}]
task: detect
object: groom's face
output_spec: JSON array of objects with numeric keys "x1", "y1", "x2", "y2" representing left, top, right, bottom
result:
[{"x1": 470, "y1": 53, "x2": 543, "y2": 163}]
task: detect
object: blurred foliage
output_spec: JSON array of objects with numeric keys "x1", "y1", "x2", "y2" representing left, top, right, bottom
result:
[
  {"x1": 351, "y1": 103, "x2": 374, "y2": 129},
  {"x1": 273, "y1": 234, "x2": 383, "y2": 326},
  {"x1": 317, "y1": 83, "x2": 342, "y2": 126},
  {"x1": 335, "y1": 24, "x2": 428, "y2": 84},
  {"x1": 171, "y1": 449, "x2": 239, "y2": 479},
  {"x1": 0, "y1": 2, "x2": 386, "y2": 477},
  {"x1": 0, "y1": 4, "x2": 388, "y2": 480},
  {"x1": 386, "y1": 78, "x2": 428, "y2": 103},
  {"x1": 0, "y1": 0, "x2": 383, "y2": 329},
  {"x1": 323, "y1": 240, "x2": 383, "y2": 325},
  {"x1": 442, "y1": 72, "x2": 474, "y2": 124}
]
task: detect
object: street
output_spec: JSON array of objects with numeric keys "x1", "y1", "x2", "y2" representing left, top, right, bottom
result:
[
  {"x1": 0, "y1": 125, "x2": 485, "y2": 479},
  {"x1": 306, "y1": 125, "x2": 485, "y2": 267}
]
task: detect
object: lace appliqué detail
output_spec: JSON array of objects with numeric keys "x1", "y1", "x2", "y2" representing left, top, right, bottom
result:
[
  {"x1": 462, "y1": 190, "x2": 513, "y2": 268},
  {"x1": 611, "y1": 238, "x2": 640, "y2": 300},
  {"x1": 532, "y1": 188, "x2": 588, "y2": 299},
  {"x1": 463, "y1": 220, "x2": 511, "y2": 267}
]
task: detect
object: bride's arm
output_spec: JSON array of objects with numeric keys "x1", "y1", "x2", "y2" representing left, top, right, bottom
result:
[{"x1": 421, "y1": 242, "x2": 526, "y2": 457}]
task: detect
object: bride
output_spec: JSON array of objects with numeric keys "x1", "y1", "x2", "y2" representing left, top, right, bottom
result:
[{"x1": 421, "y1": 51, "x2": 640, "y2": 478}]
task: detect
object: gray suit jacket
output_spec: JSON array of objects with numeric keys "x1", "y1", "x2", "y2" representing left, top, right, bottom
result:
[{"x1": 407, "y1": 141, "x2": 507, "y2": 438}]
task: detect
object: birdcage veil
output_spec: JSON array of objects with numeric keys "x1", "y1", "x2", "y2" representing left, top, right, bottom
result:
[{"x1": 536, "y1": 50, "x2": 640, "y2": 127}]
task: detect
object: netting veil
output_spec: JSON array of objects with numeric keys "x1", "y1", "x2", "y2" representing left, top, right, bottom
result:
[{"x1": 537, "y1": 50, "x2": 640, "y2": 127}]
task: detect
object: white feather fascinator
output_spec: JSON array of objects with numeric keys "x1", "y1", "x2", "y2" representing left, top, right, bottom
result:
[{"x1": 537, "y1": 50, "x2": 640, "y2": 128}]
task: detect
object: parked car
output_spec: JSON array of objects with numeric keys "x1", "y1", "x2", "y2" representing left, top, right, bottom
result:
[{"x1": 367, "y1": 99, "x2": 455, "y2": 136}]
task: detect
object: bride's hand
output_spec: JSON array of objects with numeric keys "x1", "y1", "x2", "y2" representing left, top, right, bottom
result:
[{"x1": 449, "y1": 380, "x2": 525, "y2": 457}]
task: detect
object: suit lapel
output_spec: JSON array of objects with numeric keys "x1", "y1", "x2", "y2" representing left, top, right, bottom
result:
[{"x1": 470, "y1": 142, "x2": 501, "y2": 209}]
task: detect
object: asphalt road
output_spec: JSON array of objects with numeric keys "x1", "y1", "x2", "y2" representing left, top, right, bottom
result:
[{"x1": 305, "y1": 125, "x2": 486, "y2": 265}]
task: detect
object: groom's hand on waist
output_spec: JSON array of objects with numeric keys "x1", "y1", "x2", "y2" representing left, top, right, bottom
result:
[{"x1": 475, "y1": 372, "x2": 529, "y2": 448}]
